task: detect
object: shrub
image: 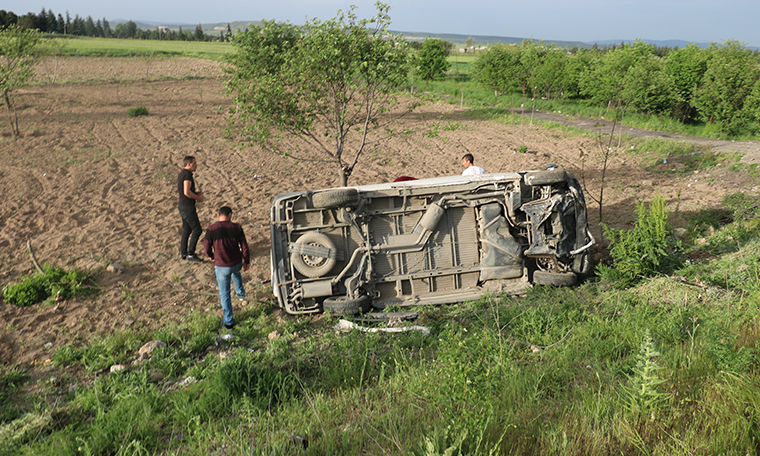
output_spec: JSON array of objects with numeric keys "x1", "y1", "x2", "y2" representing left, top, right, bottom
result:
[
  {"x1": 597, "y1": 195, "x2": 683, "y2": 287},
  {"x1": 127, "y1": 106, "x2": 149, "y2": 117},
  {"x1": 2, "y1": 264, "x2": 96, "y2": 306}
]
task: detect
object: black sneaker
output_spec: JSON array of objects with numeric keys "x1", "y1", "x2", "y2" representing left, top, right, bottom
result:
[
  {"x1": 223, "y1": 323, "x2": 235, "y2": 330},
  {"x1": 186, "y1": 255, "x2": 203, "y2": 263}
]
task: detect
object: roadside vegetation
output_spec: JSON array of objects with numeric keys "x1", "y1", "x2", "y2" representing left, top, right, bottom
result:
[{"x1": 2, "y1": 191, "x2": 760, "y2": 455}]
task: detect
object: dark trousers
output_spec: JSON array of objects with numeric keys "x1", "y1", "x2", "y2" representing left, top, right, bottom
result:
[{"x1": 179, "y1": 205, "x2": 202, "y2": 257}]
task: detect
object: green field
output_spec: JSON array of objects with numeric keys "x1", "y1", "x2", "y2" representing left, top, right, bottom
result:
[{"x1": 51, "y1": 36, "x2": 232, "y2": 60}]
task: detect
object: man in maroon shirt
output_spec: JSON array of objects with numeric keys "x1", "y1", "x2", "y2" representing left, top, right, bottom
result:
[{"x1": 203, "y1": 206, "x2": 250, "y2": 329}]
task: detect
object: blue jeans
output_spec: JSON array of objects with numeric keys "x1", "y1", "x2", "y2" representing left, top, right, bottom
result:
[{"x1": 215, "y1": 263, "x2": 245, "y2": 327}]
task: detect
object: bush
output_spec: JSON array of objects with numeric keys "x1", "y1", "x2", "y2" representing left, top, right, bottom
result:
[
  {"x1": 127, "y1": 106, "x2": 149, "y2": 117},
  {"x1": 597, "y1": 195, "x2": 683, "y2": 287},
  {"x1": 2, "y1": 264, "x2": 96, "y2": 306}
]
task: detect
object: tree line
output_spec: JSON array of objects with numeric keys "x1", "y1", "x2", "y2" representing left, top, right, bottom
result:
[
  {"x1": 472, "y1": 39, "x2": 760, "y2": 136},
  {"x1": 0, "y1": 8, "x2": 229, "y2": 41}
]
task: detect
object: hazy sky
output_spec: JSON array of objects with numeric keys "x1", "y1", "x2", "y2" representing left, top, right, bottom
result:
[{"x1": 6, "y1": 0, "x2": 759, "y2": 47}]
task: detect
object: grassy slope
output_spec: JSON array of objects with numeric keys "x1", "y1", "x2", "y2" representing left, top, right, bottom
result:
[{"x1": 2, "y1": 211, "x2": 759, "y2": 455}]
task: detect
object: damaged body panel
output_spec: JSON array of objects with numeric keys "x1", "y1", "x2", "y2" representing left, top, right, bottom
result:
[{"x1": 270, "y1": 169, "x2": 594, "y2": 315}]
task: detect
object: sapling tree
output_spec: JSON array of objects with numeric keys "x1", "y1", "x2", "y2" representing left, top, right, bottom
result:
[
  {"x1": 0, "y1": 25, "x2": 46, "y2": 136},
  {"x1": 224, "y1": 2, "x2": 412, "y2": 187}
]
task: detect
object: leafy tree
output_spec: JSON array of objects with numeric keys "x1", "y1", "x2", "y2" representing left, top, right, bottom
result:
[
  {"x1": 0, "y1": 25, "x2": 46, "y2": 135},
  {"x1": 663, "y1": 44, "x2": 708, "y2": 122},
  {"x1": 561, "y1": 47, "x2": 599, "y2": 99},
  {"x1": 743, "y1": 78, "x2": 760, "y2": 128},
  {"x1": 580, "y1": 40, "x2": 664, "y2": 117},
  {"x1": 533, "y1": 47, "x2": 568, "y2": 100},
  {"x1": 472, "y1": 44, "x2": 521, "y2": 95},
  {"x1": 692, "y1": 40, "x2": 760, "y2": 135},
  {"x1": 511, "y1": 40, "x2": 537, "y2": 101},
  {"x1": 620, "y1": 53, "x2": 674, "y2": 115},
  {"x1": 416, "y1": 38, "x2": 450, "y2": 82},
  {"x1": 224, "y1": 2, "x2": 412, "y2": 186}
]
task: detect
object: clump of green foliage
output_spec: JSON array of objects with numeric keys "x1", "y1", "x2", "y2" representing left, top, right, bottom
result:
[
  {"x1": 2, "y1": 264, "x2": 96, "y2": 307},
  {"x1": 127, "y1": 106, "x2": 149, "y2": 117},
  {"x1": 518, "y1": 145, "x2": 528, "y2": 153},
  {"x1": 598, "y1": 195, "x2": 683, "y2": 287}
]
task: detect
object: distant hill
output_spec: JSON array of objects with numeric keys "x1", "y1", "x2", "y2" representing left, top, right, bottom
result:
[
  {"x1": 395, "y1": 31, "x2": 587, "y2": 48},
  {"x1": 395, "y1": 32, "x2": 754, "y2": 50},
  {"x1": 111, "y1": 19, "x2": 756, "y2": 51}
]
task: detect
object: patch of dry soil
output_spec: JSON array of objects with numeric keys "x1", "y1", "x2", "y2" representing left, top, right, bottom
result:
[{"x1": 1, "y1": 56, "x2": 758, "y2": 369}]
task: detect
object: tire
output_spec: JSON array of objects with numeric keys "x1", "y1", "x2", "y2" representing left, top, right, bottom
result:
[
  {"x1": 312, "y1": 188, "x2": 359, "y2": 209},
  {"x1": 323, "y1": 295, "x2": 371, "y2": 315},
  {"x1": 524, "y1": 170, "x2": 567, "y2": 186},
  {"x1": 533, "y1": 270, "x2": 577, "y2": 287},
  {"x1": 291, "y1": 231, "x2": 338, "y2": 278}
]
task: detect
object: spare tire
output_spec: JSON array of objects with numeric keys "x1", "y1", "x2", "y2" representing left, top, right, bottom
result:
[
  {"x1": 312, "y1": 188, "x2": 359, "y2": 209},
  {"x1": 533, "y1": 270, "x2": 577, "y2": 287},
  {"x1": 291, "y1": 231, "x2": 338, "y2": 278},
  {"x1": 524, "y1": 170, "x2": 567, "y2": 186},
  {"x1": 323, "y1": 295, "x2": 371, "y2": 315}
]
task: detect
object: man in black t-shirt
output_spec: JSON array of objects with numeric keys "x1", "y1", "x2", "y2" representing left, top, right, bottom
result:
[{"x1": 177, "y1": 155, "x2": 204, "y2": 262}]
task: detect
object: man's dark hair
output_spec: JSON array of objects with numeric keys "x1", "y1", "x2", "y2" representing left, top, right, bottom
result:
[
  {"x1": 183, "y1": 155, "x2": 196, "y2": 166},
  {"x1": 218, "y1": 206, "x2": 233, "y2": 216},
  {"x1": 462, "y1": 153, "x2": 475, "y2": 164}
]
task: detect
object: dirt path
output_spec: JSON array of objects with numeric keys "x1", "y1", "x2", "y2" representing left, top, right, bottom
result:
[
  {"x1": 522, "y1": 109, "x2": 760, "y2": 163},
  {"x1": 1, "y1": 56, "x2": 758, "y2": 369}
]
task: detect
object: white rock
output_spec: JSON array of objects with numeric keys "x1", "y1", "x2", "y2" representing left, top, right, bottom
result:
[
  {"x1": 178, "y1": 376, "x2": 197, "y2": 386},
  {"x1": 138, "y1": 340, "x2": 167, "y2": 360}
]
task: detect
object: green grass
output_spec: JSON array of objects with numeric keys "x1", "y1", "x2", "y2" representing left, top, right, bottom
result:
[
  {"x1": 3, "y1": 198, "x2": 760, "y2": 455},
  {"x1": 50, "y1": 36, "x2": 232, "y2": 60}
]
